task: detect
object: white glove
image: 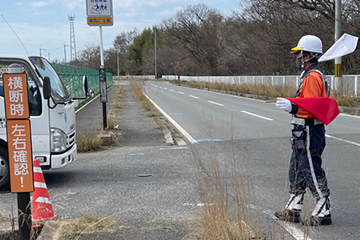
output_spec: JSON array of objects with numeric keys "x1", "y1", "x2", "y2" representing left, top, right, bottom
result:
[{"x1": 276, "y1": 98, "x2": 292, "y2": 112}]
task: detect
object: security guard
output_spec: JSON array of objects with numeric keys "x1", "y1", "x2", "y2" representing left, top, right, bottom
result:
[{"x1": 275, "y1": 35, "x2": 331, "y2": 226}]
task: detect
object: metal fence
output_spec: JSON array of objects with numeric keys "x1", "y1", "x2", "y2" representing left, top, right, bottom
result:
[
  {"x1": 52, "y1": 63, "x2": 113, "y2": 103},
  {"x1": 114, "y1": 75, "x2": 155, "y2": 80},
  {"x1": 162, "y1": 75, "x2": 360, "y2": 98}
]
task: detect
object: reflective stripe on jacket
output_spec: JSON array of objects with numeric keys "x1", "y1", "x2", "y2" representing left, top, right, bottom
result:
[{"x1": 295, "y1": 66, "x2": 327, "y2": 119}]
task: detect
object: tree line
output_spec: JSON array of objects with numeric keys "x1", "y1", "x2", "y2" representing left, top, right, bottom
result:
[{"x1": 70, "y1": 0, "x2": 360, "y2": 77}]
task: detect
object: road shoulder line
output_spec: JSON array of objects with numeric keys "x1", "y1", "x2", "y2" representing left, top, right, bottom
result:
[{"x1": 143, "y1": 93, "x2": 198, "y2": 144}]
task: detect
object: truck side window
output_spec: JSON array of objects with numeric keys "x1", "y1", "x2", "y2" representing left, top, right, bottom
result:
[
  {"x1": 0, "y1": 72, "x2": 4, "y2": 96},
  {"x1": 0, "y1": 64, "x2": 41, "y2": 116},
  {"x1": 27, "y1": 74, "x2": 41, "y2": 116},
  {"x1": 0, "y1": 84, "x2": 3, "y2": 97}
]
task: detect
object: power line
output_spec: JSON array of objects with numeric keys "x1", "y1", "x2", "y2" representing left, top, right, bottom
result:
[{"x1": 1, "y1": 15, "x2": 29, "y2": 55}]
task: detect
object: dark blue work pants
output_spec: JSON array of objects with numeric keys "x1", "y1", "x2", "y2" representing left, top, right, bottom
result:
[{"x1": 289, "y1": 123, "x2": 330, "y2": 199}]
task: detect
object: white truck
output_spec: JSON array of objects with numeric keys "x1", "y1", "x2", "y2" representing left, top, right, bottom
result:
[{"x1": 0, "y1": 55, "x2": 89, "y2": 191}]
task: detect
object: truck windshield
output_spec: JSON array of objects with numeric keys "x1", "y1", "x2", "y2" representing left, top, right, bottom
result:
[{"x1": 29, "y1": 57, "x2": 70, "y2": 102}]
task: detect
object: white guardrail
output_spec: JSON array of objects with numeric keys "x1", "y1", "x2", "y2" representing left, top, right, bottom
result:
[
  {"x1": 162, "y1": 75, "x2": 360, "y2": 98},
  {"x1": 114, "y1": 75, "x2": 155, "y2": 80},
  {"x1": 113, "y1": 74, "x2": 360, "y2": 97}
]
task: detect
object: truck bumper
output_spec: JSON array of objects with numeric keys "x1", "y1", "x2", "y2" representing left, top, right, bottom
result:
[{"x1": 50, "y1": 144, "x2": 77, "y2": 169}]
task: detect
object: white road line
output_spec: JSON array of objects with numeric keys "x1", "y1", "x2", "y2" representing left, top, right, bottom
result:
[
  {"x1": 341, "y1": 113, "x2": 360, "y2": 119},
  {"x1": 241, "y1": 111, "x2": 273, "y2": 121},
  {"x1": 160, "y1": 147, "x2": 188, "y2": 150},
  {"x1": 208, "y1": 100, "x2": 224, "y2": 106},
  {"x1": 164, "y1": 87, "x2": 168, "y2": 90},
  {"x1": 169, "y1": 89, "x2": 174, "y2": 92},
  {"x1": 248, "y1": 205, "x2": 312, "y2": 240},
  {"x1": 279, "y1": 221, "x2": 313, "y2": 240},
  {"x1": 326, "y1": 134, "x2": 360, "y2": 147},
  {"x1": 143, "y1": 93, "x2": 198, "y2": 144},
  {"x1": 189, "y1": 95, "x2": 199, "y2": 99},
  {"x1": 190, "y1": 87, "x2": 263, "y2": 102},
  {"x1": 178, "y1": 91, "x2": 184, "y2": 94}
]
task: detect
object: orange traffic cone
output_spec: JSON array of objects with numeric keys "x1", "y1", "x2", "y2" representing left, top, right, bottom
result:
[{"x1": 32, "y1": 159, "x2": 56, "y2": 224}]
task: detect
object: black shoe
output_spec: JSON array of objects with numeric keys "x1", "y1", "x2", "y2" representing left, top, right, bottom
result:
[
  {"x1": 301, "y1": 214, "x2": 332, "y2": 226},
  {"x1": 274, "y1": 210, "x2": 301, "y2": 223}
]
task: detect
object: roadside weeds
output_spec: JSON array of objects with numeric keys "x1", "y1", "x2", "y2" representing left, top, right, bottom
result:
[
  {"x1": 76, "y1": 85, "x2": 124, "y2": 152},
  {"x1": 131, "y1": 80, "x2": 162, "y2": 130}
]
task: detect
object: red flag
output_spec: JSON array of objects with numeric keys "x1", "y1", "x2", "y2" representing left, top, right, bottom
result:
[{"x1": 285, "y1": 97, "x2": 340, "y2": 125}]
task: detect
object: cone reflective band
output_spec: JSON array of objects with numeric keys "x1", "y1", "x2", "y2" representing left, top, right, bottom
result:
[{"x1": 32, "y1": 159, "x2": 56, "y2": 223}]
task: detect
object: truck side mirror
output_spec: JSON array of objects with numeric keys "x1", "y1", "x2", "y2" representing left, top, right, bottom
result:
[
  {"x1": 82, "y1": 76, "x2": 89, "y2": 97},
  {"x1": 89, "y1": 89, "x2": 95, "y2": 98},
  {"x1": 43, "y1": 77, "x2": 51, "y2": 100}
]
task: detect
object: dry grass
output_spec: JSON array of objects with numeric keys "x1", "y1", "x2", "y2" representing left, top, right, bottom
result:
[
  {"x1": 192, "y1": 138, "x2": 261, "y2": 240},
  {"x1": 76, "y1": 85, "x2": 124, "y2": 152},
  {"x1": 61, "y1": 215, "x2": 118, "y2": 239},
  {"x1": 113, "y1": 85, "x2": 125, "y2": 110},
  {"x1": 332, "y1": 93, "x2": 358, "y2": 107},
  {"x1": 131, "y1": 81, "x2": 157, "y2": 116},
  {"x1": 178, "y1": 80, "x2": 359, "y2": 106},
  {"x1": 107, "y1": 116, "x2": 117, "y2": 130},
  {"x1": 185, "y1": 81, "x2": 296, "y2": 99},
  {"x1": 76, "y1": 133, "x2": 103, "y2": 152}
]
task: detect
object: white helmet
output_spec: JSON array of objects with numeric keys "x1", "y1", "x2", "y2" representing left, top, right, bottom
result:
[
  {"x1": 291, "y1": 35, "x2": 323, "y2": 54},
  {"x1": 8, "y1": 63, "x2": 23, "y2": 73}
]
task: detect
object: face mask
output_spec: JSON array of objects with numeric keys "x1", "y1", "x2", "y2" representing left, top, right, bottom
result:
[{"x1": 295, "y1": 57, "x2": 303, "y2": 70}]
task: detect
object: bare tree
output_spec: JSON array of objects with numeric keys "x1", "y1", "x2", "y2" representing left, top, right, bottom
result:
[
  {"x1": 75, "y1": 43, "x2": 100, "y2": 69},
  {"x1": 163, "y1": 4, "x2": 226, "y2": 75},
  {"x1": 114, "y1": 29, "x2": 139, "y2": 55}
]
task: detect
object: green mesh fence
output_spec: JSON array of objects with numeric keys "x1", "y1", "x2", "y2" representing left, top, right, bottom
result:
[{"x1": 52, "y1": 63, "x2": 113, "y2": 104}]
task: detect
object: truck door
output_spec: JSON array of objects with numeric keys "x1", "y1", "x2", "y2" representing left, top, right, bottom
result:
[{"x1": 0, "y1": 59, "x2": 50, "y2": 173}]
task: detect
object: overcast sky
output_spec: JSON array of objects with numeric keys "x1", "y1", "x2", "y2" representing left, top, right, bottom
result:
[{"x1": 0, "y1": 0, "x2": 239, "y2": 62}]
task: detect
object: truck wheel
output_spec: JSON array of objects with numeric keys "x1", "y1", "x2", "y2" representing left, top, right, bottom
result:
[{"x1": 0, "y1": 146, "x2": 10, "y2": 191}]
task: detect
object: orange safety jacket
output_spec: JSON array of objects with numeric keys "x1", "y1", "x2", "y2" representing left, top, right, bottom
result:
[{"x1": 294, "y1": 65, "x2": 328, "y2": 119}]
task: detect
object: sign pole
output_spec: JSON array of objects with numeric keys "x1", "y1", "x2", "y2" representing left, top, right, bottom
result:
[
  {"x1": 3, "y1": 65, "x2": 34, "y2": 240},
  {"x1": 86, "y1": 0, "x2": 112, "y2": 130},
  {"x1": 99, "y1": 25, "x2": 107, "y2": 130},
  {"x1": 18, "y1": 193, "x2": 31, "y2": 239}
]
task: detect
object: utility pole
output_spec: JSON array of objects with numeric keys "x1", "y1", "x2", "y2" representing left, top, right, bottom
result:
[
  {"x1": 64, "y1": 42, "x2": 69, "y2": 65},
  {"x1": 154, "y1": 29, "x2": 157, "y2": 79},
  {"x1": 117, "y1": 51, "x2": 119, "y2": 77},
  {"x1": 335, "y1": 0, "x2": 343, "y2": 95},
  {"x1": 39, "y1": 47, "x2": 45, "y2": 57},
  {"x1": 48, "y1": 52, "x2": 51, "y2": 62}
]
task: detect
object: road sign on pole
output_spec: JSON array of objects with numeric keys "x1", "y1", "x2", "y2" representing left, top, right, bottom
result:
[
  {"x1": 3, "y1": 73, "x2": 34, "y2": 193},
  {"x1": 86, "y1": 0, "x2": 113, "y2": 26},
  {"x1": 86, "y1": 0, "x2": 113, "y2": 130},
  {"x1": 99, "y1": 68, "x2": 107, "y2": 103},
  {"x1": 3, "y1": 72, "x2": 34, "y2": 240}
]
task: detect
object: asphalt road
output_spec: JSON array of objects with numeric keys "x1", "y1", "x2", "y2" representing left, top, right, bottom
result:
[
  {"x1": 143, "y1": 81, "x2": 360, "y2": 240},
  {"x1": 0, "y1": 81, "x2": 199, "y2": 240},
  {"x1": 1, "y1": 80, "x2": 359, "y2": 239}
]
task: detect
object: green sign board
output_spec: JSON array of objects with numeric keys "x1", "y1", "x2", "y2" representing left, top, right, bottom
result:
[{"x1": 99, "y1": 68, "x2": 106, "y2": 75}]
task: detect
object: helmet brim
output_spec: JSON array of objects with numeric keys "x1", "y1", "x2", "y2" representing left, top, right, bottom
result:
[{"x1": 290, "y1": 46, "x2": 304, "y2": 54}]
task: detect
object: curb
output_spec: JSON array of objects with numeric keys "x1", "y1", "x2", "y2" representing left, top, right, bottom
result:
[
  {"x1": 37, "y1": 220, "x2": 65, "y2": 240},
  {"x1": 338, "y1": 106, "x2": 360, "y2": 116}
]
